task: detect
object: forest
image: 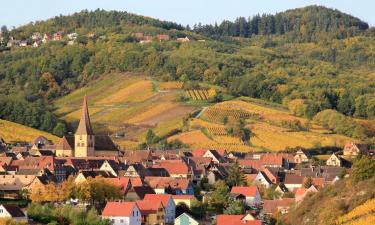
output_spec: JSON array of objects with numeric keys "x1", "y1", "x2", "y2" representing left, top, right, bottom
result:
[{"x1": 0, "y1": 6, "x2": 375, "y2": 141}]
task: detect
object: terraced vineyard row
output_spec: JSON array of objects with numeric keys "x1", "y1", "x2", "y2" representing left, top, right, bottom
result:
[
  {"x1": 185, "y1": 89, "x2": 216, "y2": 100},
  {"x1": 190, "y1": 119, "x2": 227, "y2": 135},
  {"x1": 202, "y1": 107, "x2": 253, "y2": 123}
]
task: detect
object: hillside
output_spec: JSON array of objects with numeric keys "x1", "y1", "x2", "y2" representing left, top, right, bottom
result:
[
  {"x1": 0, "y1": 119, "x2": 59, "y2": 143},
  {"x1": 287, "y1": 158, "x2": 375, "y2": 225},
  {"x1": 54, "y1": 73, "x2": 196, "y2": 149},
  {"x1": 168, "y1": 98, "x2": 354, "y2": 152},
  {"x1": 1, "y1": 6, "x2": 375, "y2": 145}
]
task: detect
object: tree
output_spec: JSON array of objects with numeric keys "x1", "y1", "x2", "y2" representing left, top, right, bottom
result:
[
  {"x1": 190, "y1": 200, "x2": 207, "y2": 219},
  {"x1": 208, "y1": 180, "x2": 230, "y2": 213},
  {"x1": 226, "y1": 161, "x2": 247, "y2": 187},
  {"x1": 74, "y1": 177, "x2": 122, "y2": 205},
  {"x1": 223, "y1": 200, "x2": 246, "y2": 215},
  {"x1": 351, "y1": 156, "x2": 375, "y2": 182}
]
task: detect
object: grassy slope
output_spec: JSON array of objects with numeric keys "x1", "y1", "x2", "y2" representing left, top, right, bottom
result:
[
  {"x1": 54, "y1": 73, "x2": 196, "y2": 149},
  {"x1": 0, "y1": 119, "x2": 59, "y2": 143},
  {"x1": 288, "y1": 177, "x2": 375, "y2": 225}
]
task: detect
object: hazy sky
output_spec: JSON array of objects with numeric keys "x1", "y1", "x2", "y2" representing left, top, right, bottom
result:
[{"x1": 1, "y1": 0, "x2": 374, "y2": 28}]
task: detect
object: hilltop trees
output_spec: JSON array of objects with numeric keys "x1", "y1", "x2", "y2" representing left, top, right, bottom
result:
[{"x1": 194, "y1": 6, "x2": 368, "y2": 41}]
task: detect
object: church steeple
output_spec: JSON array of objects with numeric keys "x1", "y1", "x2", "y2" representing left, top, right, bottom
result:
[{"x1": 75, "y1": 95, "x2": 93, "y2": 135}]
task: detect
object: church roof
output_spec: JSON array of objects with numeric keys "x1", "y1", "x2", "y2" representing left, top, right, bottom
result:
[{"x1": 75, "y1": 96, "x2": 93, "y2": 135}]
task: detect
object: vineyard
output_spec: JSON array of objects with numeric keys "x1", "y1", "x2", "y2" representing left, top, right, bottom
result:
[
  {"x1": 337, "y1": 199, "x2": 375, "y2": 225},
  {"x1": 201, "y1": 102, "x2": 256, "y2": 123},
  {"x1": 0, "y1": 119, "x2": 59, "y2": 143},
  {"x1": 185, "y1": 88, "x2": 216, "y2": 100}
]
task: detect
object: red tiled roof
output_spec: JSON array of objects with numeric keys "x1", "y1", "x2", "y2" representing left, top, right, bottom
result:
[
  {"x1": 144, "y1": 177, "x2": 191, "y2": 190},
  {"x1": 171, "y1": 195, "x2": 195, "y2": 200},
  {"x1": 144, "y1": 194, "x2": 172, "y2": 207},
  {"x1": 260, "y1": 154, "x2": 283, "y2": 166},
  {"x1": 136, "y1": 200, "x2": 164, "y2": 215},
  {"x1": 104, "y1": 177, "x2": 130, "y2": 192},
  {"x1": 102, "y1": 202, "x2": 137, "y2": 217},
  {"x1": 230, "y1": 186, "x2": 258, "y2": 197},
  {"x1": 130, "y1": 178, "x2": 143, "y2": 187},
  {"x1": 238, "y1": 159, "x2": 263, "y2": 171},
  {"x1": 191, "y1": 149, "x2": 208, "y2": 157},
  {"x1": 11, "y1": 156, "x2": 55, "y2": 171},
  {"x1": 152, "y1": 160, "x2": 188, "y2": 175},
  {"x1": 216, "y1": 215, "x2": 262, "y2": 225}
]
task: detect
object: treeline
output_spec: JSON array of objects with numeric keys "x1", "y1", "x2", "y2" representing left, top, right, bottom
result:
[
  {"x1": 0, "y1": 95, "x2": 66, "y2": 136},
  {"x1": 193, "y1": 6, "x2": 369, "y2": 41}
]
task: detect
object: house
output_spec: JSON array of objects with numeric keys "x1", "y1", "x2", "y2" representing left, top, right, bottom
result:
[
  {"x1": 275, "y1": 183, "x2": 289, "y2": 195},
  {"x1": 121, "y1": 150, "x2": 153, "y2": 164},
  {"x1": 144, "y1": 177, "x2": 194, "y2": 195},
  {"x1": 284, "y1": 174, "x2": 304, "y2": 191},
  {"x1": 74, "y1": 170, "x2": 114, "y2": 183},
  {"x1": 294, "y1": 150, "x2": 310, "y2": 164},
  {"x1": 216, "y1": 214, "x2": 261, "y2": 225},
  {"x1": 295, "y1": 185, "x2": 318, "y2": 202},
  {"x1": 67, "y1": 33, "x2": 78, "y2": 40},
  {"x1": 152, "y1": 160, "x2": 189, "y2": 178},
  {"x1": 230, "y1": 186, "x2": 262, "y2": 206},
  {"x1": 42, "y1": 33, "x2": 51, "y2": 43},
  {"x1": 121, "y1": 164, "x2": 148, "y2": 178},
  {"x1": 157, "y1": 34, "x2": 170, "y2": 41},
  {"x1": 262, "y1": 167, "x2": 280, "y2": 184},
  {"x1": 31, "y1": 32, "x2": 42, "y2": 41},
  {"x1": 136, "y1": 200, "x2": 165, "y2": 225},
  {"x1": 102, "y1": 202, "x2": 141, "y2": 225},
  {"x1": 177, "y1": 37, "x2": 190, "y2": 42},
  {"x1": 53, "y1": 32, "x2": 63, "y2": 41},
  {"x1": 263, "y1": 198, "x2": 295, "y2": 215},
  {"x1": 104, "y1": 177, "x2": 132, "y2": 195},
  {"x1": 55, "y1": 96, "x2": 120, "y2": 157},
  {"x1": 172, "y1": 195, "x2": 196, "y2": 208},
  {"x1": 343, "y1": 142, "x2": 367, "y2": 156},
  {"x1": 175, "y1": 213, "x2": 199, "y2": 225},
  {"x1": 0, "y1": 204, "x2": 27, "y2": 222},
  {"x1": 203, "y1": 150, "x2": 226, "y2": 163},
  {"x1": 326, "y1": 153, "x2": 342, "y2": 167},
  {"x1": 125, "y1": 186, "x2": 155, "y2": 201},
  {"x1": 144, "y1": 194, "x2": 175, "y2": 224},
  {"x1": 253, "y1": 171, "x2": 272, "y2": 188}
]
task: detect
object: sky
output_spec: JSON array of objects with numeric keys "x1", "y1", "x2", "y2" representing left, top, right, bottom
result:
[{"x1": 1, "y1": 0, "x2": 374, "y2": 28}]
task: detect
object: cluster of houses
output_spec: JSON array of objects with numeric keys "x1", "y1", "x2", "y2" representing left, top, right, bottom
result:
[
  {"x1": 1, "y1": 31, "x2": 98, "y2": 49},
  {"x1": 0, "y1": 97, "x2": 371, "y2": 225},
  {"x1": 132, "y1": 32, "x2": 200, "y2": 44},
  {"x1": 0, "y1": 30, "x2": 198, "y2": 49}
]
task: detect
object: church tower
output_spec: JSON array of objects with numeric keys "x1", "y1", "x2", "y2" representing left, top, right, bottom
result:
[{"x1": 74, "y1": 96, "x2": 95, "y2": 157}]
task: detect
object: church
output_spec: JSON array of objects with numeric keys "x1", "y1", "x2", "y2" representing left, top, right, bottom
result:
[{"x1": 55, "y1": 96, "x2": 120, "y2": 157}]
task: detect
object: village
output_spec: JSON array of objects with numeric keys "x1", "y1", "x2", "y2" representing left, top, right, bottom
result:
[
  {"x1": 0, "y1": 97, "x2": 372, "y2": 225},
  {"x1": 0, "y1": 30, "x2": 193, "y2": 49}
]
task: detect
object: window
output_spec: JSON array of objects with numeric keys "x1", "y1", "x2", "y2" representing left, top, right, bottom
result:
[
  {"x1": 136, "y1": 211, "x2": 138, "y2": 216},
  {"x1": 120, "y1": 219, "x2": 124, "y2": 223},
  {"x1": 133, "y1": 211, "x2": 134, "y2": 216},
  {"x1": 80, "y1": 136, "x2": 82, "y2": 140},
  {"x1": 0, "y1": 209, "x2": 3, "y2": 213}
]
